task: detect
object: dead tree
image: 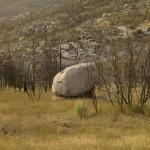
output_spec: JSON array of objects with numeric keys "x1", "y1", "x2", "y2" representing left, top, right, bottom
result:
[{"x1": 96, "y1": 37, "x2": 150, "y2": 111}]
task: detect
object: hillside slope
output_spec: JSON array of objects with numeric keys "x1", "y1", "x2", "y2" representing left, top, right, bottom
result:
[
  {"x1": 0, "y1": 0, "x2": 70, "y2": 18},
  {"x1": 1, "y1": 0, "x2": 150, "y2": 66}
]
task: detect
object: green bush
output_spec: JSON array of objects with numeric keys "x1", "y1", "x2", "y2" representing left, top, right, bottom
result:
[
  {"x1": 75, "y1": 100, "x2": 88, "y2": 119},
  {"x1": 133, "y1": 29, "x2": 143, "y2": 36}
]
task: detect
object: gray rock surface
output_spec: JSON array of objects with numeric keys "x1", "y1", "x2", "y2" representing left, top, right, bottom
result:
[{"x1": 52, "y1": 62, "x2": 99, "y2": 97}]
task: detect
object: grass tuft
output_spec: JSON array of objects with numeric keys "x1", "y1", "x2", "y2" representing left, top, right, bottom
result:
[{"x1": 75, "y1": 100, "x2": 88, "y2": 119}]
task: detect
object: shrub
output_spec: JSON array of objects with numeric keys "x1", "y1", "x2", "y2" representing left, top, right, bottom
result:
[
  {"x1": 134, "y1": 29, "x2": 143, "y2": 35},
  {"x1": 129, "y1": 25, "x2": 136, "y2": 30},
  {"x1": 75, "y1": 100, "x2": 88, "y2": 119},
  {"x1": 147, "y1": 27, "x2": 150, "y2": 32},
  {"x1": 133, "y1": 105, "x2": 144, "y2": 115}
]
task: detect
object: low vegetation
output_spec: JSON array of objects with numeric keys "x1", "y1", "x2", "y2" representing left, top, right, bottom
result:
[
  {"x1": 75, "y1": 100, "x2": 88, "y2": 119},
  {"x1": 0, "y1": 89, "x2": 150, "y2": 150}
]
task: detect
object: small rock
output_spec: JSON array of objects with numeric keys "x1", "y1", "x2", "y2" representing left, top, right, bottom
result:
[
  {"x1": 96, "y1": 95, "x2": 109, "y2": 102},
  {"x1": 51, "y1": 95, "x2": 62, "y2": 101}
]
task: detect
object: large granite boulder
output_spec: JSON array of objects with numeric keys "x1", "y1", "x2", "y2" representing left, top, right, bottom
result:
[{"x1": 52, "y1": 62, "x2": 99, "y2": 97}]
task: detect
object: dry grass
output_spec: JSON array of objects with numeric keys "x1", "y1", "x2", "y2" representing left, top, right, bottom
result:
[{"x1": 0, "y1": 89, "x2": 150, "y2": 150}]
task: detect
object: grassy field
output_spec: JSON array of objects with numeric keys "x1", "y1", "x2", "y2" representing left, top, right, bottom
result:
[{"x1": 0, "y1": 89, "x2": 150, "y2": 150}]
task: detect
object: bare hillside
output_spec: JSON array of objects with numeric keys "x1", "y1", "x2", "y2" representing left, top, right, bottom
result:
[{"x1": 0, "y1": 0, "x2": 69, "y2": 18}]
